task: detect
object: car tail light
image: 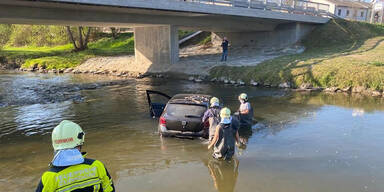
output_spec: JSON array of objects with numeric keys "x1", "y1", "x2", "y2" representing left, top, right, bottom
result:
[{"x1": 160, "y1": 117, "x2": 166, "y2": 125}]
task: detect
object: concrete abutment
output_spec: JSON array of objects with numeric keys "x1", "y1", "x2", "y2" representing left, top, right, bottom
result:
[
  {"x1": 133, "y1": 23, "x2": 315, "y2": 74},
  {"x1": 212, "y1": 23, "x2": 315, "y2": 50},
  {"x1": 134, "y1": 25, "x2": 179, "y2": 73}
]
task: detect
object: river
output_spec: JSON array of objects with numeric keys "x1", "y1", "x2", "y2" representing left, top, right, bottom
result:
[{"x1": 1, "y1": 71, "x2": 384, "y2": 192}]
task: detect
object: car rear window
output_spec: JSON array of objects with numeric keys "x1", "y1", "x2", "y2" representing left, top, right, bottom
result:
[{"x1": 166, "y1": 104, "x2": 207, "y2": 118}]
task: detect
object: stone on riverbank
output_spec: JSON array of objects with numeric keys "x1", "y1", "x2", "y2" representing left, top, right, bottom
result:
[
  {"x1": 278, "y1": 82, "x2": 291, "y2": 89},
  {"x1": 371, "y1": 90, "x2": 382, "y2": 97},
  {"x1": 38, "y1": 68, "x2": 47, "y2": 73},
  {"x1": 342, "y1": 86, "x2": 352, "y2": 92},
  {"x1": 263, "y1": 83, "x2": 271, "y2": 87},
  {"x1": 324, "y1": 87, "x2": 339, "y2": 92},
  {"x1": 250, "y1": 80, "x2": 259, "y2": 86},
  {"x1": 237, "y1": 80, "x2": 245, "y2": 86},
  {"x1": 352, "y1": 86, "x2": 366, "y2": 93},
  {"x1": 64, "y1": 68, "x2": 73, "y2": 73},
  {"x1": 300, "y1": 83, "x2": 313, "y2": 89}
]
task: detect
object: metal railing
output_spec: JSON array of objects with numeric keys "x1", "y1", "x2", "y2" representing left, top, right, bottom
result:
[{"x1": 177, "y1": 0, "x2": 330, "y2": 17}]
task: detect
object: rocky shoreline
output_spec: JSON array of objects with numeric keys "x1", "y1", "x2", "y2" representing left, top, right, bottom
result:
[
  {"x1": 185, "y1": 75, "x2": 384, "y2": 98},
  {"x1": 8, "y1": 67, "x2": 384, "y2": 98},
  {"x1": 17, "y1": 66, "x2": 146, "y2": 79}
]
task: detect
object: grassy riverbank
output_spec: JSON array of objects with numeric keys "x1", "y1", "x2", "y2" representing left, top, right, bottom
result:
[
  {"x1": 0, "y1": 33, "x2": 134, "y2": 69},
  {"x1": 210, "y1": 19, "x2": 384, "y2": 91}
]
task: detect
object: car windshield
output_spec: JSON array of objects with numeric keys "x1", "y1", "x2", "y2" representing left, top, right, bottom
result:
[{"x1": 166, "y1": 104, "x2": 207, "y2": 118}]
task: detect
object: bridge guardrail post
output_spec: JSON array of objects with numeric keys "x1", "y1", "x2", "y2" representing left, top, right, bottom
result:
[{"x1": 179, "y1": 0, "x2": 330, "y2": 17}]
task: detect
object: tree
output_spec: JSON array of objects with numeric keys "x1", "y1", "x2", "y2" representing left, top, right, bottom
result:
[
  {"x1": 66, "y1": 26, "x2": 92, "y2": 51},
  {"x1": 110, "y1": 27, "x2": 120, "y2": 39},
  {"x1": 0, "y1": 24, "x2": 12, "y2": 49},
  {"x1": 7, "y1": 25, "x2": 68, "y2": 47}
]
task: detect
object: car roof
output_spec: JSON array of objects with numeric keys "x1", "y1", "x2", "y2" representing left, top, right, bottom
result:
[{"x1": 169, "y1": 94, "x2": 212, "y2": 106}]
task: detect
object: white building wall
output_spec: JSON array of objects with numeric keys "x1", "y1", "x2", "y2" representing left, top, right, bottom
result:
[
  {"x1": 309, "y1": 0, "x2": 370, "y2": 21},
  {"x1": 356, "y1": 9, "x2": 368, "y2": 21},
  {"x1": 335, "y1": 6, "x2": 369, "y2": 21},
  {"x1": 309, "y1": 0, "x2": 336, "y2": 13}
]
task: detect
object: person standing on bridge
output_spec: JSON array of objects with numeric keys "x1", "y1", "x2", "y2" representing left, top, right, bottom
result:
[
  {"x1": 35, "y1": 120, "x2": 115, "y2": 192},
  {"x1": 221, "y1": 37, "x2": 229, "y2": 62}
]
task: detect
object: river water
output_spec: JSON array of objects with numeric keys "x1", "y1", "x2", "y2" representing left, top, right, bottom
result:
[{"x1": 1, "y1": 71, "x2": 384, "y2": 192}]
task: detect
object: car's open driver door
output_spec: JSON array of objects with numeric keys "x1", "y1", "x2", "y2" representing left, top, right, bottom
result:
[{"x1": 146, "y1": 90, "x2": 172, "y2": 118}]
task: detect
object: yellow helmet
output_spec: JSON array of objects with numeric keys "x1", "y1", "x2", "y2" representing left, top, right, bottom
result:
[
  {"x1": 52, "y1": 120, "x2": 85, "y2": 151},
  {"x1": 220, "y1": 107, "x2": 231, "y2": 118},
  {"x1": 239, "y1": 93, "x2": 248, "y2": 101},
  {"x1": 210, "y1": 97, "x2": 220, "y2": 107}
]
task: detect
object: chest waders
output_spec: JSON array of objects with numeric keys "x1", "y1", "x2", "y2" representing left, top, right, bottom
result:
[{"x1": 213, "y1": 123, "x2": 236, "y2": 160}]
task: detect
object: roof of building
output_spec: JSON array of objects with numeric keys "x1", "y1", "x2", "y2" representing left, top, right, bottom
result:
[{"x1": 325, "y1": 0, "x2": 371, "y2": 8}]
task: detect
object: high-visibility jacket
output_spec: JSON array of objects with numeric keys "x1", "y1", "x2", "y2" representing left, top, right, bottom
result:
[{"x1": 36, "y1": 158, "x2": 115, "y2": 192}]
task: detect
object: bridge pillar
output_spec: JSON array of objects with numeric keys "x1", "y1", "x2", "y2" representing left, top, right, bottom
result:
[
  {"x1": 212, "y1": 23, "x2": 314, "y2": 50},
  {"x1": 134, "y1": 25, "x2": 179, "y2": 73}
]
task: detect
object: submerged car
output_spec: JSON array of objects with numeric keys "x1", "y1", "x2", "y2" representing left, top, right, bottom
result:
[{"x1": 146, "y1": 90, "x2": 212, "y2": 138}]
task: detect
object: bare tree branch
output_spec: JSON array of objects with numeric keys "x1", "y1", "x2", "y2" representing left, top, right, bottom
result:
[
  {"x1": 84, "y1": 27, "x2": 92, "y2": 48},
  {"x1": 66, "y1": 26, "x2": 78, "y2": 50},
  {"x1": 78, "y1": 26, "x2": 84, "y2": 50}
]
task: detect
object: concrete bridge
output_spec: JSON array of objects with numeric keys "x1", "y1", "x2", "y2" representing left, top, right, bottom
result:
[{"x1": 0, "y1": 0, "x2": 331, "y2": 73}]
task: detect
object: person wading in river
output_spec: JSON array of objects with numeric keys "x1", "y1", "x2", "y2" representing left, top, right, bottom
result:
[
  {"x1": 237, "y1": 93, "x2": 254, "y2": 128},
  {"x1": 208, "y1": 108, "x2": 241, "y2": 160},
  {"x1": 202, "y1": 97, "x2": 222, "y2": 141},
  {"x1": 35, "y1": 120, "x2": 115, "y2": 192}
]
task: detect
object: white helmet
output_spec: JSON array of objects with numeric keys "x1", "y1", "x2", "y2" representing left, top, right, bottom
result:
[
  {"x1": 239, "y1": 93, "x2": 248, "y2": 101},
  {"x1": 52, "y1": 120, "x2": 85, "y2": 151},
  {"x1": 210, "y1": 97, "x2": 220, "y2": 107},
  {"x1": 220, "y1": 107, "x2": 231, "y2": 118}
]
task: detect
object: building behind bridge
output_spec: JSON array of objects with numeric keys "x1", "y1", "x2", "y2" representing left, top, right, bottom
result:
[{"x1": 309, "y1": 0, "x2": 371, "y2": 21}]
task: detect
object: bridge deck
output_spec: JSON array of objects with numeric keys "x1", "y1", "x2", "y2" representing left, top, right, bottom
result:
[
  {"x1": 0, "y1": 0, "x2": 330, "y2": 32},
  {"x1": 50, "y1": 0, "x2": 330, "y2": 23}
]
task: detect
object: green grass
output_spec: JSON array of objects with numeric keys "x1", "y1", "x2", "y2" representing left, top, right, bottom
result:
[
  {"x1": 0, "y1": 44, "x2": 73, "y2": 60},
  {"x1": 178, "y1": 30, "x2": 194, "y2": 40},
  {"x1": 210, "y1": 19, "x2": 384, "y2": 91},
  {"x1": 199, "y1": 35, "x2": 212, "y2": 46},
  {"x1": 0, "y1": 33, "x2": 134, "y2": 70}
]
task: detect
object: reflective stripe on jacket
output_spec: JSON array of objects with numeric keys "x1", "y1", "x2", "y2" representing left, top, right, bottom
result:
[{"x1": 36, "y1": 158, "x2": 115, "y2": 192}]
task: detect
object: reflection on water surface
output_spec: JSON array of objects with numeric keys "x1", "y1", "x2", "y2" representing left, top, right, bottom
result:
[{"x1": 0, "y1": 72, "x2": 384, "y2": 192}]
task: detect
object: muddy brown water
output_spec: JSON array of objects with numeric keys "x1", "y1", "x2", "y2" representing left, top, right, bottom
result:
[{"x1": 1, "y1": 71, "x2": 384, "y2": 192}]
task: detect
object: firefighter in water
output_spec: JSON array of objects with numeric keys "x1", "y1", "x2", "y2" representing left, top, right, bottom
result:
[
  {"x1": 36, "y1": 120, "x2": 115, "y2": 192},
  {"x1": 202, "y1": 97, "x2": 222, "y2": 141}
]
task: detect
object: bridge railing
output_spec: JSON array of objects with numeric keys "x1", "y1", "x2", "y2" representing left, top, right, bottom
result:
[{"x1": 178, "y1": 0, "x2": 330, "y2": 17}]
